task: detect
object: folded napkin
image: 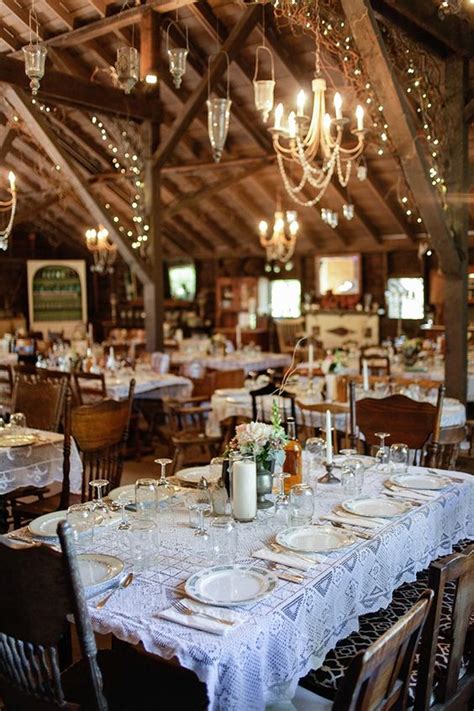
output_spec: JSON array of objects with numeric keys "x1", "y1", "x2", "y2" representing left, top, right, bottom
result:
[
  {"x1": 328, "y1": 512, "x2": 383, "y2": 530},
  {"x1": 252, "y1": 547, "x2": 319, "y2": 571},
  {"x1": 320, "y1": 515, "x2": 378, "y2": 536},
  {"x1": 386, "y1": 485, "x2": 438, "y2": 501},
  {"x1": 156, "y1": 599, "x2": 247, "y2": 636}
]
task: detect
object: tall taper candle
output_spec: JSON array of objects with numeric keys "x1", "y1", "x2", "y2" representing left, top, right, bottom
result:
[
  {"x1": 325, "y1": 409, "x2": 333, "y2": 465},
  {"x1": 362, "y1": 359, "x2": 369, "y2": 391},
  {"x1": 308, "y1": 342, "x2": 314, "y2": 380}
]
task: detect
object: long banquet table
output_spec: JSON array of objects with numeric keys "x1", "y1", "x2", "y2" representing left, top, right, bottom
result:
[
  {"x1": 104, "y1": 370, "x2": 192, "y2": 401},
  {"x1": 79, "y1": 466, "x2": 474, "y2": 711},
  {"x1": 170, "y1": 351, "x2": 291, "y2": 374}
]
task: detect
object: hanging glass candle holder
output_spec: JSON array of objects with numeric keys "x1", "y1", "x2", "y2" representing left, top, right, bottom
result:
[
  {"x1": 253, "y1": 45, "x2": 275, "y2": 123},
  {"x1": 356, "y1": 157, "x2": 367, "y2": 182},
  {"x1": 23, "y1": 43, "x2": 47, "y2": 95},
  {"x1": 207, "y1": 52, "x2": 231, "y2": 163},
  {"x1": 166, "y1": 22, "x2": 189, "y2": 89},
  {"x1": 115, "y1": 46, "x2": 139, "y2": 94},
  {"x1": 342, "y1": 203, "x2": 355, "y2": 220}
]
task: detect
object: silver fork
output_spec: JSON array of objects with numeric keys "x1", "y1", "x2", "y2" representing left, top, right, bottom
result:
[{"x1": 171, "y1": 599, "x2": 236, "y2": 626}]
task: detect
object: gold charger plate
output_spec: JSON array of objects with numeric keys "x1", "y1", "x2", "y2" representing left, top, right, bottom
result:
[{"x1": 0, "y1": 433, "x2": 38, "y2": 448}]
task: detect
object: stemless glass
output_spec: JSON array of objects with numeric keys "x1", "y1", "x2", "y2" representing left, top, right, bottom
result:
[
  {"x1": 128, "y1": 518, "x2": 157, "y2": 569},
  {"x1": 89, "y1": 479, "x2": 110, "y2": 521},
  {"x1": 154, "y1": 458, "x2": 174, "y2": 499},
  {"x1": 209, "y1": 516, "x2": 238, "y2": 564},
  {"x1": 135, "y1": 478, "x2": 158, "y2": 516},
  {"x1": 289, "y1": 484, "x2": 314, "y2": 526},
  {"x1": 345, "y1": 458, "x2": 365, "y2": 493},
  {"x1": 305, "y1": 437, "x2": 326, "y2": 484},
  {"x1": 390, "y1": 443, "x2": 409, "y2": 473},
  {"x1": 66, "y1": 503, "x2": 96, "y2": 547}
]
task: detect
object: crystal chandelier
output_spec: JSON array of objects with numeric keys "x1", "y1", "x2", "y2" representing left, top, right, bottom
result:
[
  {"x1": 258, "y1": 202, "x2": 299, "y2": 263},
  {"x1": 85, "y1": 226, "x2": 117, "y2": 274},
  {"x1": 269, "y1": 4, "x2": 366, "y2": 207},
  {"x1": 0, "y1": 172, "x2": 17, "y2": 251}
]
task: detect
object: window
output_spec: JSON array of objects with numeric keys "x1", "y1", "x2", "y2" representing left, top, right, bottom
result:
[
  {"x1": 169, "y1": 264, "x2": 196, "y2": 300},
  {"x1": 386, "y1": 277, "x2": 424, "y2": 320},
  {"x1": 270, "y1": 279, "x2": 301, "y2": 318}
]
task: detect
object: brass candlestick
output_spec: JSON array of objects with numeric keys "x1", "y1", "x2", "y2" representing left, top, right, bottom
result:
[{"x1": 319, "y1": 460, "x2": 340, "y2": 484}]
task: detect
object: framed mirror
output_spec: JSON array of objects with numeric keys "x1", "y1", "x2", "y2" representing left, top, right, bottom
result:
[{"x1": 315, "y1": 254, "x2": 361, "y2": 297}]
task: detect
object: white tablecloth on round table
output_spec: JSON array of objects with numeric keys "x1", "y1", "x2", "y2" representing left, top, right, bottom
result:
[
  {"x1": 0, "y1": 428, "x2": 82, "y2": 495},
  {"x1": 171, "y1": 352, "x2": 291, "y2": 374},
  {"x1": 105, "y1": 371, "x2": 192, "y2": 401},
  {"x1": 70, "y1": 467, "x2": 474, "y2": 710},
  {"x1": 208, "y1": 389, "x2": 466, "y2": 436}
]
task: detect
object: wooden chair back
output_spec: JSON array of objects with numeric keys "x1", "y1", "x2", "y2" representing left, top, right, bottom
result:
[
  {"x1": 0, "y1": 363, "x2": 13, "y2": 404},
  {"x1": 12, "y1": 372, "x2": 69, "y2": 432},
  {"x1": 0, "y1": 521, "x2": 107, "y2": 711},
  {"x1": 414, "y1": 546, "x2": 474, "y2": 710},
  {"x1": 274, "y1": 318, "x2": 305, "y2": 354},
  {"x1": 72, "y1": 371, "x2": 107, "y2": 405},
  {"x1": 349, "y1": 381, "x2": 444, "y2": 455},
  {"x1": 250, "y1": 382, "x2": 296, "y2": 430},
  {"x1": 333, "y1": 590, "x2": 433, "y2": 711},
  {"x1": 208, "y1": 368, "x2": 246, "y2": 391},
  {"x1": 360, "y1": 351, "x2": 391, "y2": 377},
  {"x1": 72, "y1": 380, "x2": 135, "y2": 499},
  {"x1": 296, "y1": 400, "x2": 349, "y2": 450},
  {"x1": 424, "y1": 424, "x2": 466, "y2": 471}
]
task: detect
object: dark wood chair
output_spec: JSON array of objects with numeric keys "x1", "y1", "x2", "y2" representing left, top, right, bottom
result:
[
  {"x1": 164, "y1": 397, "x2": 221, "y2": 473},
  {"x1": 12, "y1": 382, "x2": 135, "y2": 526},
  {"x1": 250, "y1": 381, "x2": 297, "y2": 431},
  {"x1": 424, "y1": 424, "x2": 467, "y2": 471},
  {"x1": 299, "y1": 590, "x2": 433, "y2": 710},
  {"x1": 72, "y1": 371, "x2": 107, "y2": 405},
  {"x1": 296, "y1": 399, "x2": 349, "y2": 450},
  {"x1": 11, "y1": 370, "x2": 69, "y2": 432},
  {"x1": 349, "y1": 381, "x2": 445, "y2": 463},
  {"x1": 0, "y1": 363, "x2": 13, "y2": 408},
  {"x1": 360, "y1": 346, "x2": 391, "y2": 377},
  {"x1": 0, "y1": 520, "x2": 208, "y2": 710}
]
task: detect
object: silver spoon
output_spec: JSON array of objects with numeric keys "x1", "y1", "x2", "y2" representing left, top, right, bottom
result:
[{"x1": 95, "y1": 572, "x2": 134, "y2": 609}]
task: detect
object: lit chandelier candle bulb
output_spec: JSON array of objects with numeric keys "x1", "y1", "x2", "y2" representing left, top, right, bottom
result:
[
  {"x1": 356, "y1": 105, "x2": 364, "y2": 132},
  {"x1": 232, "y1": 458, "x2": 257, "y2": 522},
  {"x1": 325, "y1": 409, "x2": 333, "y2": 465},
  {"x1": 333, "y1": 92, "x2": 343, "y2": 121},
  {"x1": 323, "y1": 113, "x2": 332, "y2": 138},
  {"x1": 297, "y1": 90, "x2": 306, "y2": 118},
  {"x1": 274, "y1": 103, "x2": 284, "y2": 131},
  {"x1": 8, "y1": 172, "x2": 16, "y2": 192},
  {"x1": 288, "y1": 111, "x2": 297, "y2": 139}
]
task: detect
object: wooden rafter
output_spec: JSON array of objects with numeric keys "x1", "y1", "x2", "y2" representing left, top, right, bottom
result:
[
  {"x1": 0, "y1": 22, "x2": 22, "y2": 51},
  {"x1": 5, "y1": 88, "x2": 153, "y2": 284},
  {"x1": 364, "y1": 174, "x2": 418, "y2": 242},
  {"x1": 0, "y1": 128, "x2": 17, "y2": 162},
  {"x1": 340, "y1": 0, "x2": 461, "y2": 276},
  {"x1": 152, "y1": 4, "x2": 261, "y2": 169},
  {"x1": 2, "y1": 0, "x2": 46, "y2": 40},
  {"x1": 0, "y1": 56, "x2": 158, "y2": 122}
]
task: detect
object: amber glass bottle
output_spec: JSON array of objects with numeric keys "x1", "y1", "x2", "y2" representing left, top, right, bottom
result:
[{"x1": 282, "y1": 417, "x2": 302, "y2": 494}]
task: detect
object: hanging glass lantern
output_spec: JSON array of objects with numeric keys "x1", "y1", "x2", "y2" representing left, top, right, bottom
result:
[
  {"x1": 253, "y1": 45, "x2": 275, "y2": 123},
  {"x1": 207, "y1": 52, "x2": 231, "y2": 163},
  {"x1": 166, "y1": 22, "x2": 189, "y2": 89},
  {"x1": 342, "y1": 203, "x2": 355, "y2": 220},
  {"x1": 23, "y1": 44, "x2": 47, "y2": 96},
  {"x1": 356, "y1": 157, "x2": 367, "y2": 182},
  {"x1": 115, "y1": 46, "x2": 139, "y2": 94}
]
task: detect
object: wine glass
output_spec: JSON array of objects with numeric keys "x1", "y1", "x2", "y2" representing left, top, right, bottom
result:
[
  {"x1": 88, "y1": 479, "x2": 110, "y2": 521},
  {"x1": 192, "y1": 488, "x2": 211, "y2": 540},
  {"x1": 154, "y1": 458, "x2": 174, "y2": 498},
  {"x1": 374, "y1": 432, "x2": 391, "y2": 471},
  {"x1": 274, "y1": 469, "x2": 290, "y2": 522}
]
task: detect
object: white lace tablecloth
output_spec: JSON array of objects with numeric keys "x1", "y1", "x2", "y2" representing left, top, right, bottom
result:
[
  {"x1": 105, "y1": 371, "x2": 192, "y2": 401},
  {"x1": 0, "y1": 429, "x2": 82, "y2": 495},
  {"x1": 82, "y1": 467, "x2": 474, "y2": 710},
  {"x1": 208, "y1": 389, "x2": 465, "y2": 436},
  {"x1": 171, "y1": 352, "x2": 291, "y2": 374}
]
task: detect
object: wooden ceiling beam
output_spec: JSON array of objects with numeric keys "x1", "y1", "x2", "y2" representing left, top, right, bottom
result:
[
  {"x1": 2, "y1": 0, "x2": 46, "y2": 40},
  {"x1": 364, "y1": 175, "x2": 418, "y2": 242},
  {"x1": 340, "y1": 0, "x2": 460, "y2": 276},
  {"x1": 140, "y1": 9, "x2": 161, "y2": 83},
  {"x1": 5, "y1": 88, "x2": 153, "y2": 283},
  {"x1": 162, "y1": 156, "x2": 274, "y2": 175},
  {"x1": 0, "y1": 128, "x2": 18, "y2": 162},
  {"x1": 0, "y1": 56, "x2": 157, "y2": 121},
  {"x1": 152, "y1": 4, "x2": 261, "y2": 169},
  {"x1": 0, "y1": 22, "x2": 23, "y2": 51},
  {"x1": 375, "y1": 0, "x2": 474, "y2": 57}
]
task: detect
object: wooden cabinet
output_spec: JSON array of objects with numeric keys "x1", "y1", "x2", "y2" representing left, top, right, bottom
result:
[{"x1": 215, "y1": 277, "x2": 258, "y2": 328}]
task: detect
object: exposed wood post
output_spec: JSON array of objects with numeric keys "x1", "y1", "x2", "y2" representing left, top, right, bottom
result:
[
  {"x1": 443, "y1": 58, "x2": 469, "y2": 403},
  {"x1": 140, "y1": 8, "x2": 161, "y2": 83}
]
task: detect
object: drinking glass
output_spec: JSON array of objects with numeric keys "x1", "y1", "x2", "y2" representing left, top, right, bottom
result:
[
  {"x1": 9, "y1": 412, "x2": 26, "y2": 431},
  {"x1": 340, "y1": 457, "x2": 365, "y2": 495},
  {"x1": 128, "y1": 518, "x2": 157, "y2": 569},
  {"x1": 135, "y1": 478, "x2": 158, "y2": 516},
  {"x1": 305, "y1": 437, "x2": 325, "y2": 482},
  {"x1": 66, "y1": 503, "x2": 96, "y2": 547},
  {"x1": 289, "y1": 484, "x2": 314, "y2": 526},
  {"x1": 154, "y1": 458, "x2": 174, "y2": 499},
  {"x1": 209, "y1": 516, "x2": 238, "y2": 564},
  {"x1": 374, "y1": 432, "x2": 391, "y2": 465},
  {"x1": 390, "y1": 443, "x2": 409, "y2": 473},
  {"x1": 89, "y1": 479, "x2": 110, "y2": 521}
]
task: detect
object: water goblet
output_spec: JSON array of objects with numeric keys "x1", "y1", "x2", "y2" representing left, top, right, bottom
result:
[
  {"x1": 66, "y1": 502, "x2": 96, "y2": 547},
  {"x1": 89, "y1": 479, "x2": 110, "y2": 521},
  {"x1": 135, "y1": 478, "x2": 158, "y2": 517},
  {"x1": 274, "y1": 469, "x2": 290, "y2": 520},
  {"x1": 289, "y1": 484, "x2": 314, "y2": 526},
  {"x1": 374, "y1": 432, "x2": 391, "y2": 467},
  {"x1": 390, "y1": 443, "x2": 409, "y2": 473},
  {"x1": 154, "y1": 458, "x2": 175, "y2": 498}
]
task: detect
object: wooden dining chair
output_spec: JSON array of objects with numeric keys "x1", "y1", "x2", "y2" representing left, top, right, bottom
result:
[
  {"x1": 72, "y1": 371, "x2": 108, "y2": 405},
  {"x1": 250, "y1": 381, "x2": 297, "y2": 428},
  {"x1": 0, "y1": 521, "x2": 209, "y2": 711},
  {"x1": 349, "y1": 381, "x2": 445, "y2": 462},
  {"x1": 296, "y1": 400, "x2": 349, "y2": 450},
  {"x1": 360, "y1": 346, "x2": 391, "y2": 377},
  {"x1": 424, "y1": 424, "x2": 467, "y2": 471},
  {"x1": 11, "y1": 371, "x2": 69, "y2": 432},
  {"x1": 298, "y1": 590, "x2": 433, "y2": 710},
  {"x1": 0, "y1": 363, "x2": 13, "y2": 408}
]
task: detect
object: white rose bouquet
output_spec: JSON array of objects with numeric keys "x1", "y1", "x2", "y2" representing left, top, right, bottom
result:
[{"x1": 227, "y1": 402, "x2": 288, "y2": 468}]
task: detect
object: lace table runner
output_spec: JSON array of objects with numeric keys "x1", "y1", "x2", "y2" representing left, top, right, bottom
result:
[{"x1": 82, "y1": 468, "x2": 474, "y2": 711}]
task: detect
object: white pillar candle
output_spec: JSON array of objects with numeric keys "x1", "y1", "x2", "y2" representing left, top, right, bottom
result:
[
  {"x1": 232, "y1": 459, "x2": 257, "y2": 522},
  {"x1": 308, "y1": 342, "x2": 314, "y2": 380},
  {"x1": 325, "y1": 409, "x2": 333, "y2": 464},
  {"x1": 325, "y1": 373, "x2": 337, "y2": 401},
  {"x1": 362, "y1": 359, "x2": 369, "y2": 391}
]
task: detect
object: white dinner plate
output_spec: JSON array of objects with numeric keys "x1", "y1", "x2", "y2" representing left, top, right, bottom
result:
[
  {"x1": 341, "y1": 497, "x2": 411, "y2": 519},
  {"x1": 28, "y1": 509, "x2": 117, "y2": 538},
  {"x1": 185, "y1": 565, "x2": 277, "y2": 607},
  {"x1": 276, "y1": 525, "x2": 356, "y2": 553},
  {"x1": 333, "y1": 454, "x2": 376, "y2": 468},
  {"x1": 0, "y1": 433, "x2": 38, "y2": 448},
  {"x1": 175, "y1": 465, "x2": 219, "y2": 485},
  {"x1": 108, "y1": 483, "x2": 183, "y2": 504},
  {"x1": 389, "y1": 472, "x2": 452, "y2": 491},
  {"x1": 77, "y1": 553, "x2": 124, "y2": 591}
]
